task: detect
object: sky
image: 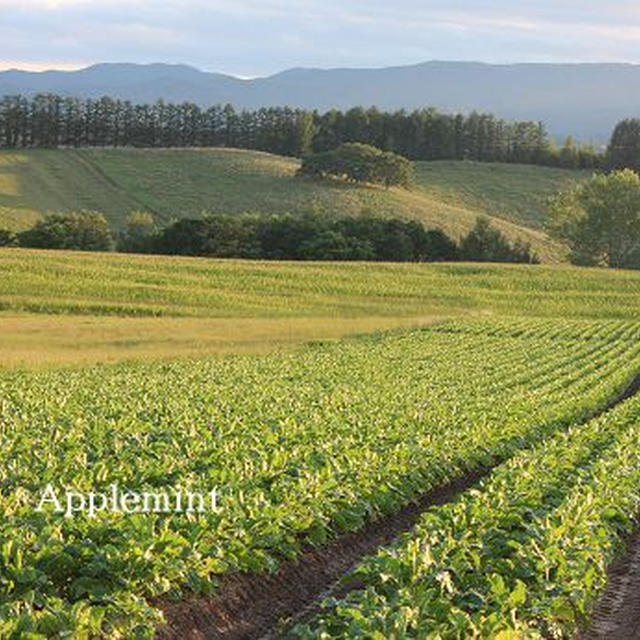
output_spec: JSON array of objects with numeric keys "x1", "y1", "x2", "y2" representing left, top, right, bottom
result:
[{"x1": 1, "y1": 0, "x2": 640, "y2": 77}]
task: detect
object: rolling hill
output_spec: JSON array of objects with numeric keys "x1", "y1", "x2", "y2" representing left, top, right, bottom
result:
[
  {"x1": 2, "y1": 61, "x2": 640, "y2": 139},
  {"x1": 0, "y1": 148, "x2": 587, "y2": 262}
]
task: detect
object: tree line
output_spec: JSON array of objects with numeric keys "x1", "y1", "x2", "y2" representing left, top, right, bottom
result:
[
  {"x1": 0, "y1": 93, "x2": 601, "y2": 169},
  {"x1": 0, "y1": 210, "x2": 539, "y2": 264}
]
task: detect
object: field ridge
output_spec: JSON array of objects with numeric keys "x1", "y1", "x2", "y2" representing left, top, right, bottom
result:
[{"x1": 582, "y1": 528, "x2": 640, "y2": 639}]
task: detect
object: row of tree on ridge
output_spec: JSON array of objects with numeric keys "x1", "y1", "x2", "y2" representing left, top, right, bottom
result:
[{"x1": 0, "y1": 93, "x2": 606, "y2": 169}]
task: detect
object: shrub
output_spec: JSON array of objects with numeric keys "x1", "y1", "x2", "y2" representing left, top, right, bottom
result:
[
  {"x1": 18, "y1": 211, "x2": 112, "y2": 251},
  {"x1": 117, "y1": 211, "x2": 159, "y2": 254},
  {"x1": 460, "y1": 217, "x2": 538, "y2": 264},
  {"x1": 0, "y1": 229, "x2": 17, "y2": 247}
]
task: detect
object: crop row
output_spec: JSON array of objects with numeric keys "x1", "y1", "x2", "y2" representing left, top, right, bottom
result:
[
  {"x1": 1, "y1": 319, "x2": 640, "y2": 637},
  {"x1": 297, "y1": 389, "x2": 640, "y2": 638}
]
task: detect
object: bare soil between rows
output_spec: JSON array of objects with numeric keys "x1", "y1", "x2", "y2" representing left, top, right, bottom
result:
[
  {"x1": 581, "y1": 526, "x2": 640, "y2": 640},
  {"x1": 155, "y1": 466, "x2": 490, "y2": 639},
  {"x1": 155, "y1": 372, "x2": 640, "y2": 640}
]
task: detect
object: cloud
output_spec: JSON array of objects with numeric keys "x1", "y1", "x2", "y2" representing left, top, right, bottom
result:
[
  {"x1": 1, "y1": 1, "x2": 640, "y2": 76},
  {"x1": 0, "y1": 60, "x2": 88, "y2": 71},
  {"x1": 0, "y1": 0, "x2": 127, "y2": 6}
]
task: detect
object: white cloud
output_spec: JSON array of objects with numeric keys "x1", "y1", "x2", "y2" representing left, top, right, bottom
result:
[
  {"x1": 0, "y1": 0, "x2": 126, "y2": 6},
  {"x1": 0, "y1": 60, "x2": 89, "y2": 71}
]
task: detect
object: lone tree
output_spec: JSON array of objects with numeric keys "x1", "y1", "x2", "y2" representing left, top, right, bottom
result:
[
  {"x1": 547, "y1": 169, "x2": 640, "y2": 268},
  {"x1": 607, "y1": 119, "x2": 640, "y2": 173},
  {"x1": 298, "y1": 143, "x2": 413, "y2": 188}
]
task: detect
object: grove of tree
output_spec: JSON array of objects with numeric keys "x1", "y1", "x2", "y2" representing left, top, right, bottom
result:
[
  {"x1": 17, "y1": 210, "x2": 112, "y2": 251},
  {"x1": 7, "y1": 210, "x2": 538, "y2": 264},
  {"x1": 297, "y1": 143, "x2": 413, "y2": 188}
]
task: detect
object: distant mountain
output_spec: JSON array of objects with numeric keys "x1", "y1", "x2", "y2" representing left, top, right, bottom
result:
[{"x1": 2, "y1": 61, "x2": 640, "y2": 141}]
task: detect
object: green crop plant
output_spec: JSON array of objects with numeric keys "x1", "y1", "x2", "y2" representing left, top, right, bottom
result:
[{"x1": 297, "y1": 384, "x2": 640, "y2": 638}]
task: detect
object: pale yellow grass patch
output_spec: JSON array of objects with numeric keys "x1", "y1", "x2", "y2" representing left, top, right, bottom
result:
[
  {"x1": 0, "y1": 172, "x2": 20, "y2": 196},
  {"x1": 0, "y1": 314, "x2": 442, "y2": 369}
]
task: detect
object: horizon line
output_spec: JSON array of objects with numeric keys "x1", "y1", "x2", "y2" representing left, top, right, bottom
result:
[{"x1": 2, "y1": 58, "x2": 640, "y2": 79}]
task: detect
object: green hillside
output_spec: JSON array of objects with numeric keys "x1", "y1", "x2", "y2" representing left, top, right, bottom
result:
[
  {"x1": 414, "y1": 161, "x2": 589, "y2": 228},
  {"x1": 0, "y1": 148, "x2": 587, "y2": 262}
]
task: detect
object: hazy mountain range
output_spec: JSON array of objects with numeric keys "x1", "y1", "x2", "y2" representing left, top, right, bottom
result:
[{"x1": 2, "y1": 61, "x2": 640, "y2": 141}]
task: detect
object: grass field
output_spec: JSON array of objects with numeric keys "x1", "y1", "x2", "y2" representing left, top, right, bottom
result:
[
  {"x1": 415, "y1": 160, "x2": 587, "y2": 228},
  {"x1": 0, "y1": 148, "x2": 586, "y2": 262},
  {"x1": 0, "y1": 314, "x2": 436, "y2": 368},
  {"x1": 2, "y1": 248, "x2": 640, "y2": 319}
]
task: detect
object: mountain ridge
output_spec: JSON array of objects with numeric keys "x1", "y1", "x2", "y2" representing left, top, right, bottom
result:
[{"x1": 2, "y1": 60, "x2": 640, "y2": 140}]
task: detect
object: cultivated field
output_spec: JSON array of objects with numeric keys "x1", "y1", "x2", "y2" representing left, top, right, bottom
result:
[
  {"x1": 300, "y1": 378, "x2": 640, "y2": 638},
  {"x1": 2, "y1": 252, "x2": 640, "y2": 637},
  {"x1": 2, "y1": 318, "x2": 640, "y2": 638},
  {"x1": 0, "y1": 148, "x2": 585, "y2": 261},
  {"x1": 4, "y1": 248, "x2": 640, "y2": 319}
]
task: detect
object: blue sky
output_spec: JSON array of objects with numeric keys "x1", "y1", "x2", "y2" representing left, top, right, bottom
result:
[{"x1": 1, "y1": 1, "x2": 639, "y2": 76}]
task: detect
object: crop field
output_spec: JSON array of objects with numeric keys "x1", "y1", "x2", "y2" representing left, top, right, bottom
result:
[
  {"x1": 3, "y1": 250, "x2": 640, "y2": 637},
  {"x1": 3, "y1": 248, "x2": 640, "y2": 368},
  {"x1": 2, "y1": 318, "x2": 640, "y2": 637},
  {"x1": 0, "y1": 149, "x2": 584, "y2": 262},
  {"x1": 3, "y1": 248, "x2": 640, "y2": 369},
  {"x1": 4, "y1": 249, "x2": 640, "y2": 321}
]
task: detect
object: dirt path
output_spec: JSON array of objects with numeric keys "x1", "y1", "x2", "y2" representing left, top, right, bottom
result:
[
  {"x1": 580, "y1": 372, "x2": 640, "y2": 640},
  {"x1": 155, "y1": 467, "x2": 490, "y2": 640},
  {"x1": 155, "y1": 372, "x2": 640, "y2": 640},
  {"x1": 581, "y1": 528, "x2": 640, "y2": 640}
]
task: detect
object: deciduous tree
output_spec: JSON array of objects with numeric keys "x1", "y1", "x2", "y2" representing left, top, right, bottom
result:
[{"x1": 547, "y1": 169, "x2": 640, "y2": 268}]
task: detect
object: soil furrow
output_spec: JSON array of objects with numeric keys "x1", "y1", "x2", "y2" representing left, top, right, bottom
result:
[
  {"x1": 581, "y1": 527, "x2": 640, "y2": 640},
  {"x1": 155, "y1": 467, "x2": 490, "y2": 640}
]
